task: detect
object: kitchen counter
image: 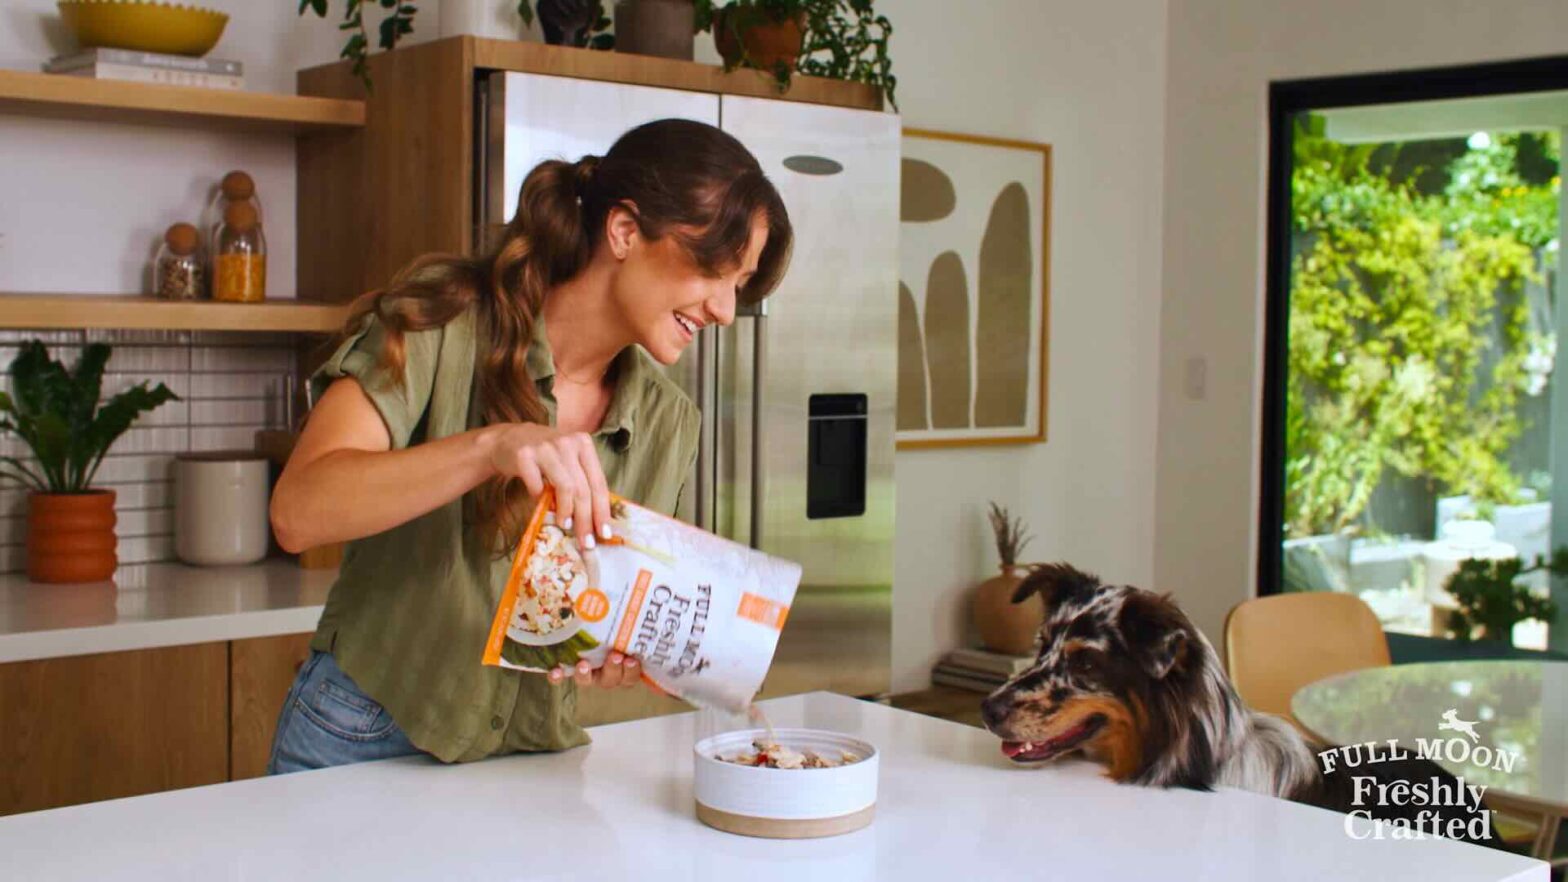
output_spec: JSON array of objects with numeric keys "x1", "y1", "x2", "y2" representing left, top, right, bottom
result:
[
  {"x1": 0, "y1": 560, "x2": 333, "y2": 663},
  {"x1": 0, "y1": 692, "x2": 1547, "y2": 881}
]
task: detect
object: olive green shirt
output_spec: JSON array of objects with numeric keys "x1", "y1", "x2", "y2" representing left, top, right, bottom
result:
[{"x1": 307, "y1": 305, "x2": 700, "y2": 762}]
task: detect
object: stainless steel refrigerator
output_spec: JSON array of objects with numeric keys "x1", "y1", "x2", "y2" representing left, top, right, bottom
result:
[{"x1": 477, "y1": 71, "x2": 899, "y2": 700}]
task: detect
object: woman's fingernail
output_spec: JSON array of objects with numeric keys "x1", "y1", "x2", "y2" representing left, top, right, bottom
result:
[
  {"x1": 609, "y1": 652, "x2": 623, "y2": 665},
  {"x1": 562, "y1": 516, "x2": 573, "y2": 532},
  {"x1": 601, "y1": 523, "x2": 613, "y2": 540},
  {"x1": 577, "y1": 661, "x2": 591, "y2": 674},
  {"x1": 626, "y1": 658, "x2": 639, "y2": 668},
  {"x1": 583, "y1": 533, "x2": 596, "y2": 549}
]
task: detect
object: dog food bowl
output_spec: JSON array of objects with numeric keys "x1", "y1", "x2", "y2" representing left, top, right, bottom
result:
[{"x1": 693, "y1": 728, "x2": 879, "y2": 839}]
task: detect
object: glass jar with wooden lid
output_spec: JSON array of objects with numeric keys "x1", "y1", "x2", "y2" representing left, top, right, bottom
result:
[{"x1": 213, "y1": 199, "x2": 266, "y2": 303}]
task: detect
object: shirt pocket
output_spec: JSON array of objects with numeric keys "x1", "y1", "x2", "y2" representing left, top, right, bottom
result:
[{"x1": 298, "y1": 676, "x2": 399, "y2": 742}]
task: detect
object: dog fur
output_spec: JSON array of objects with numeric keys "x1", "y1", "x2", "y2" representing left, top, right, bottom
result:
[{"x1": 980, "y1": 563, "x2": 1503, "y2": 849}]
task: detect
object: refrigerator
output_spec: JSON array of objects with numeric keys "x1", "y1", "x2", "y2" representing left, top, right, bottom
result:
[{"x1": 477, "y1": 72, "x2": 899, "y2": 700}]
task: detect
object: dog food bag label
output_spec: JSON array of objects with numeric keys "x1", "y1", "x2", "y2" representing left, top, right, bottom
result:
[{"x1": 482, "y1": 488, "x2": 802, "y2": 712}]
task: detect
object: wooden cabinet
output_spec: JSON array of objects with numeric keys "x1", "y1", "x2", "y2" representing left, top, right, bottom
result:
[
  {"x1": 0, "y1": 643, "x2": 229, "y2": 816},
  {"x1": 0, "y1": 635, "x2": 314, "y2": 816},
  {"x1": 230, "y1": 633, "x2": 315, "y2": 781}
]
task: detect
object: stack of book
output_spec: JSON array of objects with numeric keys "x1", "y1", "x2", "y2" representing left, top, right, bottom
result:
[
  {"x1": 43, "y1": 49, "x2": 244, "y2": 90},
  {"x1": 931, "y1": 647, "x2": 1033, "y2": 692}
]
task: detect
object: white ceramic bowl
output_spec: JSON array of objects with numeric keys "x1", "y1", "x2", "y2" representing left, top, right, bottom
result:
[{"x1": 693, "y1": 728, "x2": 879, "y2": 838}]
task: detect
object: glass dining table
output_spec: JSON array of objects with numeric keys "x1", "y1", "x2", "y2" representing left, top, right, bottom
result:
[{"x1": 1293, "y1": 659, "x2": 1568, "y2": 863}]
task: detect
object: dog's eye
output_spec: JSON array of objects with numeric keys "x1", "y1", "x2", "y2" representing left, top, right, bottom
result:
[{"x1": 1071, "y1": 653, "x2": 1095, "y2": 674}]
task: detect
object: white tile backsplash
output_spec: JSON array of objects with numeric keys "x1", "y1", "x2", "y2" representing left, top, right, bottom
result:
[{"x1": 0, "y1": 331, "x2": 292, "y2": 572}]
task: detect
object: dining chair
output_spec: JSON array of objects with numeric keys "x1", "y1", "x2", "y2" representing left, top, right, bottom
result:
[{"x1": 1222, "y1": 591, "x2": 1390, "y2": 731}]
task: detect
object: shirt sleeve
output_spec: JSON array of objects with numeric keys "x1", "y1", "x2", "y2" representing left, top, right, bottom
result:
[{"x1": 310, "y1": 312, "x2": 443, "y2": 450}]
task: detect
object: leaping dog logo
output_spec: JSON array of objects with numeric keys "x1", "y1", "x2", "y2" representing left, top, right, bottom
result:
[{"x1": 1438, "y1": 709, "x2": 1482, "y2": 743}]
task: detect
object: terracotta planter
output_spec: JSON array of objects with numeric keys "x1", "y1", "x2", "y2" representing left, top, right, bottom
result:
[
  {"x1": 972, "y1": 564, "x2": 1044, "y2": 656},
  {"x1": 713, "y1": 5, "x2": 805, "y2": 72},
  {"x1": 27, "y1": 490, "x2": 117, "y2": 583},
  {"x1": 614, "y1": 0, "x2": 695, "y2": 60}
]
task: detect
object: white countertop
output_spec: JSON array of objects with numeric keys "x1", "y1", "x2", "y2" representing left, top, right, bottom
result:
[
  {"x1": 0, "y1": 560, "x2": 333, "y2": 663},
  {"x1": 0, "y1": 692, "x2": 1547, "y2": 881}
]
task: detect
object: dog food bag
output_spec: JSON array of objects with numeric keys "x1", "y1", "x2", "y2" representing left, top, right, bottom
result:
[{"x1": 482, "y1": 488, "x2": 802, "y2": 712}]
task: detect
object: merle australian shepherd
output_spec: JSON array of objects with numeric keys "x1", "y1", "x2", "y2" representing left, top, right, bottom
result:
[{"x1": 979, "y1": 563, "x2": 1504, "y2": 850}]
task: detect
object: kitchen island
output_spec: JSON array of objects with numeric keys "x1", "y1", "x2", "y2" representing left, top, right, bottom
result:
[{"x1": 0, "y1": 692, "x2": 1547, "y2": 880}]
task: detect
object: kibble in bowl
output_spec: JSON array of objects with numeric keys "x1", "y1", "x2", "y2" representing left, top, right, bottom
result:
[{"x1": 694, "y1": 728, "x2": 879, "y2": 839}]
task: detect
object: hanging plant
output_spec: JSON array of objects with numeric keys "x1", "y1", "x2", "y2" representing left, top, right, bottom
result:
[{"x1": 296, "y1": 0, "x2": 612, "y2": 91}]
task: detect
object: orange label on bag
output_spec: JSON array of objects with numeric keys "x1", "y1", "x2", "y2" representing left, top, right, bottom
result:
[
  {"x1": 575, "y1": 588, "x2": 610, "y2": 623},
  {"x1": 612, "y1": 569, "x2": 653, "y2": 653},
  {"x1": 737, "y1": 592, "x2": 790, "y2": 631}
]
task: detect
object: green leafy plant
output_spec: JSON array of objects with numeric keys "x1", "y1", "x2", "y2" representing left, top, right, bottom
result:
[
  {"x1": 1284, "y1": 118, "x2": 1553, "y2": 538},
  {"x1": 0, "y1": 342, "x2": 178, "y2": 494},
  {"x1": 1443, "y1": 550, "x2": 1564, "y2": 643},
  {"x1": 297, "y1": 0, "x2": 612, "y2": 91},
  {"x1": 986, "y1": 501, "x2": 1031, "y2": 568},
  {"x1": 297, "y1": 0, "x2": 418, "y2": 90},
  {"x1": 517, "y1": 1, "x2": 614, "y2": 51},
  {"x1": 699, "y1": 0, "x2": 896, "y2": 110}
]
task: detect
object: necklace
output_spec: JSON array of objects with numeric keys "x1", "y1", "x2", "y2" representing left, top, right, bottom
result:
[{"x1": 553, "y1": 361, "x2": 610, "y2": 387}]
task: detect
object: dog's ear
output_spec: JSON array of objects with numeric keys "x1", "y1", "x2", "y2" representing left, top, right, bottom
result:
[
  {"x1": 1011, "y1": 562, "x2": 1102, "y2": 607},
  {"x1": 1118, "y1": 590, "x2": 1191, "y2": 680}
]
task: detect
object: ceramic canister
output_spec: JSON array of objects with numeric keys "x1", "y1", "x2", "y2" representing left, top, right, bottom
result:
[{"x1": 174, "y1": 450, "x2": 270, "y2": 566}]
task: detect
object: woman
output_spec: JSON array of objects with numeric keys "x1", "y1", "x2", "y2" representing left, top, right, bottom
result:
[{"x1": 266, "y1": 119, "x2": 792, "y2": 773}]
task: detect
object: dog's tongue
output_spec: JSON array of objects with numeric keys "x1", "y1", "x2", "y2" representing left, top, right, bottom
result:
[{"x1": 1001, "y1": 741, "x2": 1029, "y2": 759}]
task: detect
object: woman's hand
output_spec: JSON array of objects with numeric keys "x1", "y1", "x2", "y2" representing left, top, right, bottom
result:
[
  {"x1": 483, "y1": 423, "x2": 613, "y2": 549},
  {"x1": 548, "y1": 652, "x2": 641, "y2": 689}
]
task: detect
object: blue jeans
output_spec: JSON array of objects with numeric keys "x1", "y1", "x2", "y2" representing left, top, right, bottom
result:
[{"x1": 267, "y1": 649, "x2": 425, "y2": 775}]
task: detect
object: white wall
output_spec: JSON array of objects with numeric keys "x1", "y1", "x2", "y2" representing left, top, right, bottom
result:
[
  {"x1": 870, "y1": 0, "x2": 1167, "y2": 692},
  {"x1": 1158, "y1": 0, "x2": 1568, "y2": 646}
]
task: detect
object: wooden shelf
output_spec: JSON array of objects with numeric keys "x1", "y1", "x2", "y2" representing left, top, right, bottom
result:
[
  {"x1": 0, "y1": 69, "x2": 364, "y2": 134},
  {"x1": 469, "y1": 38, "x2": 884, "y2": 111},
  {"x1": 0, "y1": 294, "x2": 350, "y2": 333}
]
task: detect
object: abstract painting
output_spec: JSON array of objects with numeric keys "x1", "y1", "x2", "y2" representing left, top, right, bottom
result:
[{"x1": 897, "y1": 129, "x2": 1051, "y2": 448}]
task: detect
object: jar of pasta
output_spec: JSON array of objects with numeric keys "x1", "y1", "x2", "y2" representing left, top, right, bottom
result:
[
  {"x1": 153, "y1": 222, "x2": 204, "y2": 300},
  {"x1": 213, "y1": 199, "x2": 266, "y2": 303}
]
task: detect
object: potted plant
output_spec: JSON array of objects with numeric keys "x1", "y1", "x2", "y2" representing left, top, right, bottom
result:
[
  {"x1": 297, "y1": 0, "x2": 613, "y2": 89},
  {"x1": 1442, "y1": 550, "x2": 1564, "y2": 644},
  {"x1": 698, "y1": 0, "x2": 897, "y2": 109},
  {"x1": 612, "y1": 0, "x2": 694, "y2": 59},
  {"x1": 970, "y1": 502, "x2": 1042, "y2": 656},
  {"x1": 0, "y1": 341, "x2": 178, "y2": 583}
]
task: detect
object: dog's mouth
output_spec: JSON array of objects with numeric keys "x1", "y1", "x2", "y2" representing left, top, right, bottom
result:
[{"x1": 1001, "y1": 714, "x2": 1107, "y2": 763}]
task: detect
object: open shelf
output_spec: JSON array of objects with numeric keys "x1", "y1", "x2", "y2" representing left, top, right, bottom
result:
[
  {"x1": 0, "y1": 293, "x2": 351, "y2": 333},
  {"x1": 0, "y1": 69, "x2": 364, "y2": 133}
]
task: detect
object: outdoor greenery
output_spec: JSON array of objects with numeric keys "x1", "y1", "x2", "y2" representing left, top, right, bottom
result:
[
  {"x1": 0, "y1": 342, "x2": 178, "y2": 494},
  {"x1": 1444, "y1": 548, "x2": 1565, "y2": 643},
  {"x1": 1285, "y1": 118, "x2": 1560, "y2": 539}
]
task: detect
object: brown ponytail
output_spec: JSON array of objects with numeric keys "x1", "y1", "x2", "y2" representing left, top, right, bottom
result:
[{"x1": 336, "y1": 119, "x2": 792, "y2": 551}]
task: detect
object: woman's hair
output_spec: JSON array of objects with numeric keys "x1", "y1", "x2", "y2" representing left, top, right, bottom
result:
[{"x1": 337, "y1": 118, "x2": 792, "y2": 551}]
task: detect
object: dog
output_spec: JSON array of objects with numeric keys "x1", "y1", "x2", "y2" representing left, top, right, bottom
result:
[{"x1": 979, "y1": 563, "x2": 1503, "y2": 849}]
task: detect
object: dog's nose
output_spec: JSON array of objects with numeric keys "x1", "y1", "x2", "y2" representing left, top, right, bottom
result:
[{"x1": 980, "y1": 693, "x2": 1009, "y2": 730}]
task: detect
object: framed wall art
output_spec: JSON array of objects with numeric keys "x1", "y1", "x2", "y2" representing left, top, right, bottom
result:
[{"x1": 897, "y1": 128, "x2": 1051, "y2": 448}]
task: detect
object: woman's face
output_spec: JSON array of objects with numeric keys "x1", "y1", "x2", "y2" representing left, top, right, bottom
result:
[{"x1": 610, "y1": 211, "x2": 769, "y2": 366}]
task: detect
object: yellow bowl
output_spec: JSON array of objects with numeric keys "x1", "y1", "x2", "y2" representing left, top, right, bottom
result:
[{"x1": 58, "y1": 1, "x2": 229, "y2": 58}]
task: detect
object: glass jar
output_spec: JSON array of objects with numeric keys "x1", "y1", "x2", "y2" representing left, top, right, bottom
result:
[
  {"x1": 153, "y1": 222, "x2": 204, "y2": 300},
  {"x1": 205, "y1": 169, "x2": 264, "y2": 248},
  {"x1": 213, "y1": 199, "x2": 266, "y2": 303}
]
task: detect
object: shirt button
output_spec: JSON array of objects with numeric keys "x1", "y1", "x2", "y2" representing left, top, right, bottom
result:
[{"x1": 490, "y1": 715, "x2": 504, "y2": 730}]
